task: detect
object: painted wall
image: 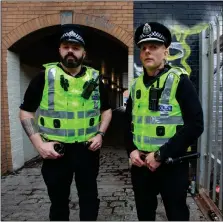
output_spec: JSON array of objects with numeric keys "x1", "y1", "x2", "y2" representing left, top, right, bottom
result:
[{"x1": 133, "y1": 1, "x2": 222, "y2": 91}]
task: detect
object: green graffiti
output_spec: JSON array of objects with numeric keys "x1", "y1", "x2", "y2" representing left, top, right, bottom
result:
[{"x1": 168, "y1": 23, "x2": 209, "y2": 75}]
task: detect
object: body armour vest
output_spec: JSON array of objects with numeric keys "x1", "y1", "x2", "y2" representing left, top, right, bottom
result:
[
  {"x1": 131, "y1": 67, "x2": 188, "y2": 152},
  {"x1": 38, "y1": 63, "x2": 101, "y2": 143}
]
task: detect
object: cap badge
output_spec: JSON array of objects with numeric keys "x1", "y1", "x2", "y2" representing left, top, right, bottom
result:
[{"x1": 143, "y1": 23, "x2": 151, "y2": 35}]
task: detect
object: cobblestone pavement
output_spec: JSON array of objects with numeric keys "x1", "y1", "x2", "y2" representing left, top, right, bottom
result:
[{"x1": 1, "y1": 146, "x2": 206, "y2": 221}]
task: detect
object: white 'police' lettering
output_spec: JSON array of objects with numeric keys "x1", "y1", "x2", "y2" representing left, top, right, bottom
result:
[{"x1": 158, "y1": 105, "x2": 172, "y2": 112}]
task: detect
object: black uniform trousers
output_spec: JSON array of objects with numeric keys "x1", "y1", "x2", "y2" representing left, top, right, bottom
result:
[
  {"x1": 41, "y1": 142, "x2": 100, "y2": 221},
  {"x1": 131, "y1": 161, "x2": 189, "y2": 221}
]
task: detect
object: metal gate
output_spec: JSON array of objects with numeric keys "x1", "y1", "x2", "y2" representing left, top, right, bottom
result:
[{"x1": 198, "y1": 12, "x2": 223, "y2": 219}]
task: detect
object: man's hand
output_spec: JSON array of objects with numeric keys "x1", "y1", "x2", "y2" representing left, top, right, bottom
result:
[
  {"x1": 145, "y1": 152, "x2": 161, "y2": 172},
  {"x1": 36, "y1": 142, "x2": 62, "y2": 159},
  {"x1": 88, "y1": 134, "x2": 103, "y2": 151},
  {"x1": 130, "y1": 150, "x2": 145, "y2": 167}
]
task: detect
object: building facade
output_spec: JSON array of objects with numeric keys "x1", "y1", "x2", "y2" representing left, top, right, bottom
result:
[
  {"x1": 1, "y1": 2, "x2": 222, "y2": 195},
  {"x1": 1, "y1": 1, "x2": 134, "y2": 173}
]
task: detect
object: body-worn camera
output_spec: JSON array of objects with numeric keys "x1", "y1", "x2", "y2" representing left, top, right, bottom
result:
[
  {"x1": 54, "y1": 143, "x2": 65, "y2": 155},
  {"x1": 81, "y1": 75, "x2": 100, "y2": 100},
  {"x1": 149, "y1": 87, "x2": 163, "y2": 111}
]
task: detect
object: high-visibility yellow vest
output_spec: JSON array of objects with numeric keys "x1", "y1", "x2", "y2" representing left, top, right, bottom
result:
[
  {"x1": 38, "y1": 63, "x2": 101, "y2": 143},
  {"x1": 130, "y1": 67, "x2": 187, "y2": 152}
]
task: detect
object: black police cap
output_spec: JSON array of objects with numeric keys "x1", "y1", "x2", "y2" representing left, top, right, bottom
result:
[
  {"x1": 134, "y1": 22, "x2": 172, "y2": 48},
  {"x1": 60, "y1": 24, "x2": 85, "y2": 47}
]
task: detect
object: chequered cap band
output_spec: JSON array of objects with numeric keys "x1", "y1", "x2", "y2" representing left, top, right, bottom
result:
[
  {"x1": 61, "y1": 30, "x2": 85, "y2": 44},
  {"x1": 139, "y1": 31, "x2": 166, "y2": 42}
]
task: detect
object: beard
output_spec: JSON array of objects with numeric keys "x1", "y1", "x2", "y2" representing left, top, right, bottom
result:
[{"x1": 60, "y1": 52, "x2": 84, "y2": 68}]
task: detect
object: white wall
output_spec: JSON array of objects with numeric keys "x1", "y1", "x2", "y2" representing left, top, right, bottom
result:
[
  {"x1": 7, "y1": 51, "x2": 41, "y2": 171},
  {"x1": 128, "y1": 54, "x2": 134, "y2": 90},
  {"x1": 7, "y1": 51, "x2": 25, "y2": 170},
  {"x1": 20, "y1": 64, "x2": 40, "y2": 162}
]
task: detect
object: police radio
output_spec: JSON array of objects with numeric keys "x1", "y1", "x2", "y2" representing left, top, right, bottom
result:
[
  {"x1": 148, "y1": 78, "x2": 163, "y2": 111},
  {"x1": 81, "y1": 75, "x2": 100, "y2": 99},
  {"x1": 54, "y1": 143, "x2": 65, "y2": 155}
]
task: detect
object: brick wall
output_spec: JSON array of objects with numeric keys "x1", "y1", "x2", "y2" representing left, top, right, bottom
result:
[{"x1": 1, "y1": 1, "x2": 133, "y2": 174}]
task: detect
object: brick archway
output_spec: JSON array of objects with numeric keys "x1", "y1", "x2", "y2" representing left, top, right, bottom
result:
[
  {"x1": 2, "y1": 13, "x2": 133, "y2": 50},
  {"x1": 1, "y1": 12, "x2": 133, "y2": 173}
]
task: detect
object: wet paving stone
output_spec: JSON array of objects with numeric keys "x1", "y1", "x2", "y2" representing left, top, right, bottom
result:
[{"x1": 1, "y1": 146, "x2": 206, "y2": 221}]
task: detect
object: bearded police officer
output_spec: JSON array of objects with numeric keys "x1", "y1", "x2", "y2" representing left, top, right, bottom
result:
[
  {"x1": 19, "y1": 24, "x2": 112, "y2": 221},
  {"x1": 125, "y1": 22, "x2": 204, "y2": 221}
]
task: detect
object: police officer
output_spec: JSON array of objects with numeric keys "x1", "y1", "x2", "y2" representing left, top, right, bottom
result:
[
  {"x1": 19, "y1": 24, "x2": 112, "y2": 221},
  {"x1": 125, "y1": 22, "x2": 204, "y2": 221}
]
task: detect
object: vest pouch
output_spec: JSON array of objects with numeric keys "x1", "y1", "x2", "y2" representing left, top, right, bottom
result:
[
  {"x1": 40, "y1": 117, "x2": 45, "y2": 126},
  {"x1": 136, "y1": 90, "x2": 141, "y2": 99},
  {"x1": 156, "y1": 126, "x2": 165, "y2": 136},
  {"x1": 131, "y1": 122, "x2": 134, "y2": 132},
  {"x1": 89, "y1": 118, "x2": 95, "y2": 126},
  {"x1": 53, "y1": 119, "x2": 61, "y2": 128}
]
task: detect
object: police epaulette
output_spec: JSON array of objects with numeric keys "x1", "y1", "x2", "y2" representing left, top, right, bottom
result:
[
  {"x1": 171, "y1": 67, "x2": 189, "y2": 76},
  {"x1": 43, "y1": 62, "x2": 59, "y2": 68}
]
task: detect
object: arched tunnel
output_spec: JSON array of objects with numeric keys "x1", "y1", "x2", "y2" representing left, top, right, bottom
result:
[{"x1": 9, "y1": 25, "x2": 128, "y2": 151}]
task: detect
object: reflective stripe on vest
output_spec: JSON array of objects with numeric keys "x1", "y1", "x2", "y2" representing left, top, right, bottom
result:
[
  {"x1": 39, "y1": 109, "x2": 74, "y2": 119},
  {"x1": 77, "y1": 110, "x2": 100, "y2": 118},
  {"x1": 48, "y1": 68, "x2": 56, "y2": 109},
  {"x1": 160, "y1": 73, "x2": 174, "y2": 105},
  {"x1": 133, "y1": 115, "x2": 184, "y2": 125},
  {"x1": 40, "y1": 108, "x2": 100, "y2": 120},
  {"x1": 78, "y1": 125, "x2": 99, "y2": 136},
  {"x1": 131, "y1": 80, "x2": 137, "y2": 104},
  {"x1": 39, "y1": 125, "x2": 99, "y2": 137},
  {"x1": 39, "y1": 126, "x2": 75, "y2": 136},
  {"x1": 133, "y1": 135, "x2": 169, "y2": 145}
]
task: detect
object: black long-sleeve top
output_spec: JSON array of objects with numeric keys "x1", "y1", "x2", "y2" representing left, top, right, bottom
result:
[{"x1": 125, "y1": 65, "x2": 204, "y2": 161}]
